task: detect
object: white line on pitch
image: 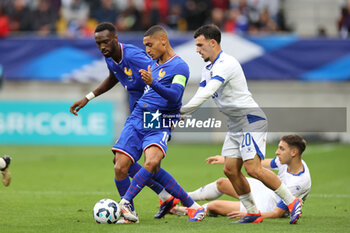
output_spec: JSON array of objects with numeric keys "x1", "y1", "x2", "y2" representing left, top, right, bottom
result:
[{"x1": 309, "y1": 193, "x2": 350, "y2": 198}]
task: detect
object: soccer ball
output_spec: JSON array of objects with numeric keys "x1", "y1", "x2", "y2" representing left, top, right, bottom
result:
[{"x1": 93, "y1": 198, "x2": 121, "y2": 224}]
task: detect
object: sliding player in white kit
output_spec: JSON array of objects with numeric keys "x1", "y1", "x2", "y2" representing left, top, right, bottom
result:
[
  {"x1": 171, "y1": 135, "x2": 311, "y2": 220},
  {"x1": 180, "y1": 24, "x2": 303, "y2": 224}
]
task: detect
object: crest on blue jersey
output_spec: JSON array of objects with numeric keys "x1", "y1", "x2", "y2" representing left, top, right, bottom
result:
[
  {"x1": 157, "y1": 68, "x2": 166, "y2": 81},
  {"x1": 124, "y1": 67, "x2": 134, "y2": 81}
]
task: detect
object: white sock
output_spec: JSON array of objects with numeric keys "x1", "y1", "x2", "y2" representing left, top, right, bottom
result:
[
  {"x1": 202, "y1": 203, "x2": 209, "y2": 210},
  {"x1": 274, "y1": 183, "x2": 295, "y2": 205},
  {"x1": 0, "y1": 158, "x2": 5, "y2": 170},
  {"x1": 188, "y1": 181, "x2": 223, "y2": 201},
  {"x1": 158, "y1": 189, "x2": 172, "y2": 202},
  {"x1": 239, "y1": 192, "x2": 259, "y2": 214},
  {"x1": 188, "y1": 201, "x2": 201, "y2": 209}
]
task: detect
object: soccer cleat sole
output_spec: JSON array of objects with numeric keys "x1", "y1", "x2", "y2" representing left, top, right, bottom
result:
[
  {"x1": 154, "y1": 197, "x2": 180, "y2": 219},
  {"x1": 120, "y1": 210, "x2": 138, "y2": 222},
  {"x1": 235, "y1": 212, "x2": 263, "y2": 224},
  {"x1": 187, "y1": 207, "x2": 207, "y2": 222},
  {"x1": 116, "y1": 217, "x2": 139, "y2": 224}
]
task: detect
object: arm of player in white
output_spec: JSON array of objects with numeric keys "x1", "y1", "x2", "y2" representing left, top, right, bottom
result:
[
  {"x1": 206, "y1": 155, "x2": 224, "y2": 165},
  {"x1": 180, "y1": 79, "x2": 223, "y2": 115},
  {"x1": 227, "y1": 206, "x2": 286, "y2": 219},
  {"x1": 261, "y1": 207, "x2": 287, "y2": 218},
  {"x1": 261, "y1": 158, "x2": 273, "y2": 169}
]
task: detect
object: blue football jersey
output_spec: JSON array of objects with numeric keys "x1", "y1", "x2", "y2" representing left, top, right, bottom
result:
[
  {"x1": 105, "y1": 43, "x2": 152, "y2": 112},
  {"x1": 137, "y1": 55, "x2": 189, "y2": 112}
]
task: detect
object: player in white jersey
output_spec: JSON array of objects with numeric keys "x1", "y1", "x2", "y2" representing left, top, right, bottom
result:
[
  {"x1": 180, "y1": 24, "x2": 303, "y2": 224},
  {"x1": 171, "y1": 135, "x2": 311, "y2": 219}
]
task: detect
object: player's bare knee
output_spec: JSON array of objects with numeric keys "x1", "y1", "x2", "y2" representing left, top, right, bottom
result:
[
  {"x1": 114, "y1": 157, "x2": 130, "y2": 179},
  {"x1": 114, "y1": 162, "x2": 128, "y2": 178},
  {"x1": 144, "y1": 146, "x2": 163, "y2": 172},
  {"x1": 144, "y1": 158, "x2": 160, "y2": 172},
  {"x1": 216, "y1": 178, "x2": 227, "y2": 192},
  {"x1": 223, "y1": 167, "x2": 231, "y2": 177},
  {"x1": 244, "y1": 164, "x2": 261, "y2": 179},
  {"x1": 223, "y1": 166, "x2": 239, "y2": 178}
]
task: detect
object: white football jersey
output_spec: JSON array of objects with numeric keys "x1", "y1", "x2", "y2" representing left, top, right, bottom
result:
[
  {"x1": 241, "y1": 157, "x2": 311, "y2": 213},
  {"x1": 272, "y1": 157, "x2": 312, "y2": 202},
  {"x1": 200, "y1": 51, "x2": 260, "y2": 117}
]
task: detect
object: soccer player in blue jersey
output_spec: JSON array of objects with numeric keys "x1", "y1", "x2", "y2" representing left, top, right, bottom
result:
[
  {"x1": 69, "y1": 22, "x2": 176, "y2": 220},
  {"x1": 116, "y1": 25, "x2": 206, "y2": 222}
]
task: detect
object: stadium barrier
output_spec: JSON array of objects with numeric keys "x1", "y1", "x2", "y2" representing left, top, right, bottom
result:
[
  {"x1": 1, "y1": 34, "x2": 350, "y2": 82},
  {"x1": 0, "y1": 101, "x2": 115, "y2": 145}
]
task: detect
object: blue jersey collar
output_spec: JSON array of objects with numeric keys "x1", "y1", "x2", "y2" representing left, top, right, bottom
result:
[
  {"x1": 288, "y1": 164, "x2": 305, "y2": 176},
  {"x1": 156, "y1": 54, "x2": 178, "y2": 67}
]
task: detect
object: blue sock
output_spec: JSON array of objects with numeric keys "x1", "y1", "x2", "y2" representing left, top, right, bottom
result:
[
  {"x1": 153, "y1": 168, "x2": 194, "y2": 207},
  {"x1": 114, "y1": 177, "x2": 134, "y2": 210},
  {"x1": 114, "y1": 177, "x2": 130, "y2": 198},
  {"x1": 146, "y1": 177, "x2": 164, "y2": 194},
  {"x1": 129, "y1": 163, "x2": 164, "y2": 195},
  {"x1": 128, "y1": 163, "x2": 142, "y2": 177},
  {"x1": 123, "y1": 167, "x2": 153, "y2": 202}
]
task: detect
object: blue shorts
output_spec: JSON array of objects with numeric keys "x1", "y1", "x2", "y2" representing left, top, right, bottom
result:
[{"x1": 112, "y1": 115, "x2": 171, "y2": 163}]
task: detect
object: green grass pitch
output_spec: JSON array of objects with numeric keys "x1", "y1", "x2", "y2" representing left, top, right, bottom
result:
[{"x1": 0, "y1": 142, "x2": 349, "y2": 233}]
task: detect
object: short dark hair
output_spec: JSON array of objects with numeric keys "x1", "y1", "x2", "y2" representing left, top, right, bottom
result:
[
  {"x1": 281, "y1": 134, "x2": 306, "y2": 156},
  {"x1": 144, "y1": 25, "x2": 167, "y2": 37},
  {"x1": 194, "y1": 24, "x2": 221, "y2": 44},
  {"x1": 95, "y1": 22, "x2": 116, "y2": 34}
]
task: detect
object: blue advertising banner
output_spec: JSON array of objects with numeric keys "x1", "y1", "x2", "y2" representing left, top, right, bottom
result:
[
  {"x1": 0, "y1": 101, "x2": 114, "y2": 145},
  {"x1": 1, "y1": 34, "x2": 350, "y2": 82}
]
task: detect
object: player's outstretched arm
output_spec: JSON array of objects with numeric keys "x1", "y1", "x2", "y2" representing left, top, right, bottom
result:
[
  {"x1": 70, "y1": 97, "x2": 89, "y2": 116},
  {"x1": 93, "y1": 71, "x2": 119, "y2": 97},
  {"x1": 70, "y1": 71, "x2": 119, "y2": 116},
  {"x1": 227, "y1": 207, "x2": 286, "y2": 219},
  {"x1": 180, "y1": 79, "x2": 222, "y2": 115},
  {"x1": 261, "y1": 158, "x2": 273, "y2": 169},
  {"x1": 206, "y1": 155, "x2": 224, "y2": 165}
]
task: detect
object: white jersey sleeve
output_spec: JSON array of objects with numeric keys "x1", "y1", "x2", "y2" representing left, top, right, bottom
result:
[{"x1": 180, "y1": 79, "x2": 222, "y2": 115}]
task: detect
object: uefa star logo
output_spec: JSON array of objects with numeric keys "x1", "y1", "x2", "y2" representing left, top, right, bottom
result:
[{"x1": 143, "y1": 110, "x2": 162, "y2": 128}]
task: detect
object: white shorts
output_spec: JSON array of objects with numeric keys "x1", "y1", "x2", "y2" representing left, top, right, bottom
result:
[
  {"x1": 221, "y1": 131, "x2": 267, "y2": 161},
  {"x1": 239, "y1": 178, "x2": 280, "y2": 212}
]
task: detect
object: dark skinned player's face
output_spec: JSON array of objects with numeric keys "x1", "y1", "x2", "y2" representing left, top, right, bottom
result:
[{"x1": 94, "y1": 30, "x2": 117, "y2": 58}]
